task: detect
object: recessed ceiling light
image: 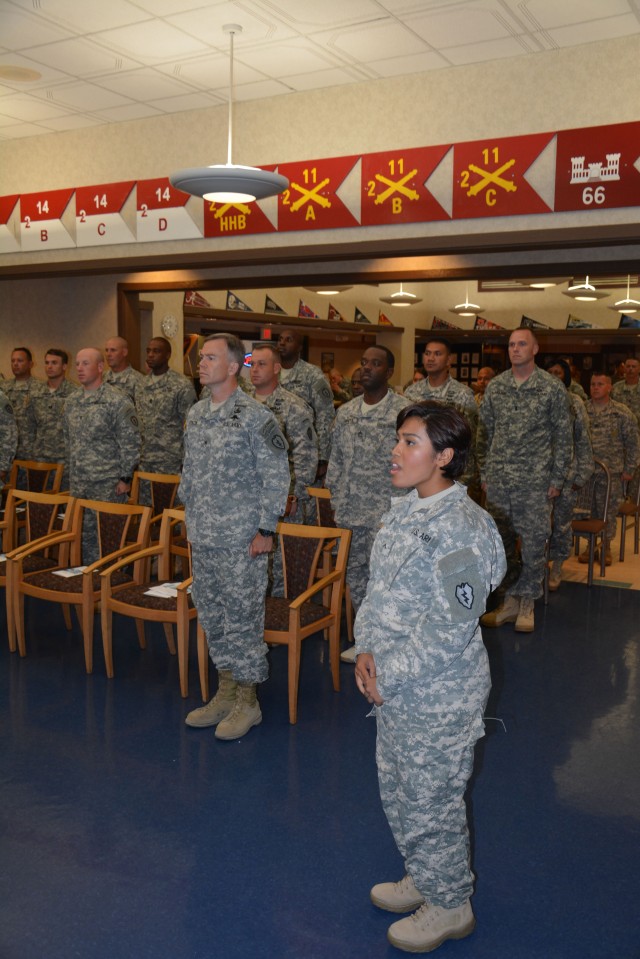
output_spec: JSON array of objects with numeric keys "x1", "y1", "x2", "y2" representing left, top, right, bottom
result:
[{"x1": 0, "y1": 65, "x2": 42, "y2": 82}]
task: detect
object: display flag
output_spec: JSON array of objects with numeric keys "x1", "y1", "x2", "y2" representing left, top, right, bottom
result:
[
  {"x1": 378, "y1": 311, "x2": 394, "y2": 326},
  {"x1": 76, "y1": 180, "x2": 136, "y2": 247},
  {"x1": 555, "y1": 121, "x2": 640, "y2": 212},
  {"x1": 265, "y1": 295, "x2": 287, "y2": 315},
  {"x1": 355, "y1": 307, "x2": 371, "y2": 324},
  {"x1": 298, "y1": 300, "x2": 319, "y2": 318},
  {"x1": 453, "y1": 133, "x2": 553, "y2": 219},
  {"x1": 137, "y1": 177, "x2": 203, "y2": 241},
  {"x1": 20, "y1": 188, "x2": 75, "y2": 251},
  {"x1": 184, "y1": 291, "x2": 212, "y2": 307},
  {"x1": 226, "y1": 291, "x2": 253, "y2": 312},
  {"x1": 278, "y1": 156, "x2": 359, "y2": 231},
  {"x1": 619, "y1": 313, "x2": 640, "y2": 330},
  {"x1": 474, "y1": 316, "x2": 504, "y2": 330},
  {"x1": 432, "y1": 315, "x2": 460, "y2": 330},
  {"x1": 328, "y1": 303, "x2": 345, "y2": 322},
  {"x1": 361, "y1": 146, "x2": 450, "y2": 225},
  {"x1": 567, "y1": 314, "x2": 598, "y2": 329},
  {"x1": 204, "y1": 196, "x2": 276, "y2": 237},
  {"x1": 520, "y1": 315, "x2": 549, "y2": 330},
  {"x1": 0, "y1": 195, "x2": 20, "y2": 253}
]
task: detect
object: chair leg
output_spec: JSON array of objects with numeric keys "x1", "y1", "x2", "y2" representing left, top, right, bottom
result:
[
  {"x1": 587, "y1": 537, "x2": 595, "y2": 588},
  {"x1": 62, "y1": 604, "x2": 72, "y2": 630},
  {"x1": 176, "y1": 616, "x2": 189, "y2": 698},
  {"x1": 197, "y1": 622, "x2": 209, "y2": 702},
  {"x1": 100, "y1": 592, "x2": 115, "y2": 679},
  {"x1": 328, "y1": 621, "x2": 341, "y2": 693},
  {"x1": 15, "y1": 583, "x2": 27, "y2": 657},
  {"x1": 81, "y1": 585, "x2": 94, "y2": 673},
  {"x1": 287, "y1": 640, "x2": 301, "y2": 725},
  {"x1": 135, "y1": 619, "x2": 146, "y2": 649},
  {"x1": 6, "y1": 563, "x2": 16, "y2": 653},
  {"x1": 619, "y1": 516, "x2": 626, "y2": 562},
  {"x1": 163, "y1": 622, "x2": 176, "y2": 655}
]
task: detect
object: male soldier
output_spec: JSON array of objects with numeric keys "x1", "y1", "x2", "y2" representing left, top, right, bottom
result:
[
  {"x1": 583, "y1": 372, "x2": 639, "y2": 566},
  {"x1": 404, "y1": 338, "x2": 478, "y2": 485},
  {"x1": 136, "y1": 336, "x2": 196, "y2": 477},
  {"x1": 326, "y1": 345, "x2": 408, "y2": 661},
  {"x1": 249, "y1": 341, "x2": 318, "y2": 523},
  {"x1": 63, "y1": 348, "x2": 140, "y2": 563},
  {"x1": 276, "y1": 328, "x2": 334, "y2": 479},
  {"x1": 545, "y1": 359, "x2": 594, "y2": 590},
  {"x1": 31, "y1": 348, "x2": 80, "y2": 487},
  {"x1": 472, "y1": 366, "x2": 495, "y2": 406},
  {"x1": 0, "y1": 347, "x2": 47, "y2": 465},
  {"x1": 103, "y1": 336, "x2": 144, "y2": 402},
  {"x1": 612, "y1": 357, "x2": 640, "y2": 426},
  {"x1": 0, "y1": 392, "x2": 17, "y2": 481},
  {"x1": 478, "y1": 328, "x2": 572, "y2": 632},
  {"x1": 181, "y1": 333, "x2": 290, "y2": 741}
]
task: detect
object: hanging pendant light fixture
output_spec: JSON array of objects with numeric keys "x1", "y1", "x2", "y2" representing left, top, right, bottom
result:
[
  {"x1": 561, "y1": 276, "x2": 609, "y2": 302},
  {"x1": 170, "y1": 24, "x2": 288, "y2": 203},
  {"x1": 379, "y1": 283, "x2": 423, "y2": 307},
  {"x1": 449, "y1": 286, "x2": 483, "y2": 316},
  {"x1": 611, "y1": 275, "x2": 640, "y2": 314}
]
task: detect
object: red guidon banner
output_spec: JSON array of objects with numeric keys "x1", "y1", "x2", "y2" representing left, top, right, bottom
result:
[
  {"x1": 453, "y1": 133, "x2": 553, "y2": 218},
  {"x1": 361, "y1": 146, "x2": 451, "y2": 225},
  {"x1": 277, "y1": 156, "x2": 359, "y2": 231},
  {"x1": 554, "y1": 121, "x2": 640, "y2": 212}
]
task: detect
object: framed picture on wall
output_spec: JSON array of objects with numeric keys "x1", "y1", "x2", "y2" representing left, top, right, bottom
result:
[
  {"x1": 471, "y1": 366, "x2": 479, "y2": 378},
  {"x1": 321, "y1": 352, "x2": 334, "y2": 369},
  {"x1": 460, "y1": 366, "x2": 469, "y2": 380},
  {"x1": 471, "y1": 353, "x2": 480, "y2": 364},
  {"x1": 461, "y1": 352, "x2": 470, "y2": 365}
]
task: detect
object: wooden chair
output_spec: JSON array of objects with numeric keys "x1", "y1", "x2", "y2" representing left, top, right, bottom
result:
[
  {"x1": 8, "y1": 459, "x2": 64, "y2": 492},
  {"x1": 3, "y1": 489, "x2": 75, "y2": 651},
  {"x1": 10, "y1": 498, "x2": 152, "y2": 671},
  {"x1": 100, "y1": 508, "x2": 196, "y2": 697},
  {"x1": 617, "y1": 469, "x2": 640, "y2": 562},
  {"x1": 261, "y1": 522, "x2": 351, "y2": 724},
  {"x1": 572, "y1": 459, "x2": 611, "y2": 587},
  {"x1": 128, "y1": 471, "x2": 181, "y2": 546},
  {"x1": 306, "y1": 485, "x2": 354, "y2": 644}
]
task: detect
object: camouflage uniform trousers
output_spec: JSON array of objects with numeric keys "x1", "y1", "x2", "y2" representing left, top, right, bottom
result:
[
  {"x1": 375, "y1": 703, "x2": 487, "y2": 908},
  {"x1": 549, "y1": 487, "x2": 579, "y2": 564},
  {"x1": 74, "y1": 481, "x2": 127, "y2": 566},
  {"x1": 346, "y1": 525, "x2": 378, "y2": 611},
  {"x1": 191, "y1": 544, "x2": 269, "y2": 685},
  {"x1": 594, "y1": 471, "x2": 624, "y2": 547},
  {"x1": 485, "y1": 484, "x2": 552, "y2": 600}
]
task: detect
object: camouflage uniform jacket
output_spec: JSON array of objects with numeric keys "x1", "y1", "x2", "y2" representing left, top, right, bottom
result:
[
  {"x1": 326, "y1": 390, "x2": 408, "y2": 528},
  {"x1": 256, "y1": 385, "x2": 318, "y2": 498},
  {"x1": 136, "y1": 369, "x2": 196, "y2": 473},
  {"x1": 0, "y1": 392, "x2": 17, "y2": 473},
  {"x1": 63, "y1": 383, "x2": 141, "y2": 490},
  {"x1": 566, "y1": 393, "x2": 594, "y2": 489},
  {"x1": 611, "y1": 380, "x2": 640, "y2": 427},
  {"x1": 179, "y1": 387, "x2": 290, "y2": 549},
  {"x1": 354, "y1": 483, "x2": 506, "y2": 707},
  {"x1": 477, "y1": 366, "x2": 572, "y2": 490},
  {"x1": 31, "y1": 378, "x2": 80, "y2": 464},
  {"x1": 0, "y1": 376, "x2": 47, "y2": 460},
  {"x1": 279, "y1": 358, "x2": 334, "y2": 461},
  {"x1": 584, "y1": 398, "x2": 640, "y2": 475},
  {"x1": 569, "y1": 380, "x2": 588, "y2": 403},
  {"x1": 103, "y1": 365, "x2": 145, "y2": 403},
  {"x1": 404, "y1": 375, "x2": 478, "y2": 430}
]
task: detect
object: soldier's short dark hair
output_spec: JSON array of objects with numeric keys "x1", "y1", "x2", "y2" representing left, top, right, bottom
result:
[
  {"x1": 46, "y1": 348, "x2": 68, "y2": 365},
  {"x1": 424, "y1": 338, "x2": 452, "y2": 355},
  {"x1": 365, "y1": 345, "x2": 395, "y2": 369},
  {"x1": 251, "y1": 341, "x2": 280, "y2": 361},
  {"x1": 545, "y1": 356, "x2": 571, "y2": 388},
  {"x1": 13, "y1": 347, "x2": 32, "y2": 361},
  {"x1": 205, "y1": 333, "x2": 245, "y2": 373},
  {"x1": 150, "y1": 336, "x2": 172, "y2": 356},
  {"x1": 396, "y1": 401, "x2": 471, "y2": 480},
  {"x1": 590, "y1": 371, "x2": 611, "y2": 383}
]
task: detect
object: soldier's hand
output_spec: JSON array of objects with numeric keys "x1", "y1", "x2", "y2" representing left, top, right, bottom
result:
[
  {"x1": 249, "y1": 531, "x2": 273, "y2": 557},
  {"x1": 547, "y1": 485, "x2": 561, "y2": 499},
  {"x1": 115, "y1": 479, "x2": 131, "y2": 496},
  {"x1": 622, "y1": 472, "x2": 634, "y2": 482},
  {"x1": 355, "y1": 652, "x2": 384, "y2": 706},
  {"x1": 285, "y1": 495, "x2": 298, "y2": 518}
]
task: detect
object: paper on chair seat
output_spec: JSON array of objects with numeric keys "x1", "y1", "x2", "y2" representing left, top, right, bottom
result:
[
  {"x1": 53, "y1": 566, "x2": 88, "y2": 577},
  {"x1": 144, "y1": 582, "x2": 191, "y2": 598}
]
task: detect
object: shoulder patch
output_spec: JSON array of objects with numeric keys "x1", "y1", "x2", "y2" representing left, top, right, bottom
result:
[
  {"x1": 455, "y1": 582, "x2": 474, "y2": 609},
  {"x1": 261, "y1": 417, "x2": 287, "y2": 453}
]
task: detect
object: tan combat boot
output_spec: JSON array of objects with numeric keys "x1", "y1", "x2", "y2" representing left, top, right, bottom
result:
[
  {"x1": 387, "y1": 900, "x2": 475, "y2": 952},
  {"x1": 184, "y1": 669, "x2": 237, "y2": 727},
  {"x1": 480, "y1": 594, "x2": 519, "y2": 628},
  {"x1": 515, "y1": 597, "x2": 535, "y2": 632},
  {"x1": 370, "y1": 874, "x2": 425, "y2": 913},
  {"x1": 215, "y1": 683, "x2": 262, "y2": 740},
  {"x1": 548, "y1": 560, "x2": 563, "y2": 591}
]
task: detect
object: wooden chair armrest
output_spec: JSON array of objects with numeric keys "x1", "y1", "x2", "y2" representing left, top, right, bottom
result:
[
  {"x1": 6, "y1": 529, "x2": 75, "y2": 561},
  {"x1": 99, "y1": 542, "x2": 164, "y2": 580},
  {"x1": 288, "y1": 570, "x2": 342, "y2": 609},
  {"x1": 176, "y1": 576, "x2": 193, "y2": 592},
  {"x1": 84, "y1": 541, "x2": 150, "y2": 577}
]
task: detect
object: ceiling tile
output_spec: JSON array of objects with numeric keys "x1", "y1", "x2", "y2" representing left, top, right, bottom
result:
[
  {"x1": 156, "y1": 55, "x2": 265, "y2": 88},
  {"x1": 315, "y1": 21, "x2": 428, "y2": 61},
  {"x1": 371, "y1": 49, "x2": 451, "y2": 77},
  {"x1": 20, "y1": 38, "x2": 143, "y2": 76},
  {"x1": 92, "y1": 68, "x2": 201, "y2": 100},
  {"x1": 522, "y1": 0, "x2": 632, "y2": 30},
  {"x1": 445, "y1": 36, "x2": 531, "y2": 66},
  {"x1": 7, "y1": 0, "x2": 151, "y2": 32},
  {"x1": 32, "y1": 81, "x2": 135, "y2": 110},
  {"x1": 407, "y1": 6, "x2": 515, "y2": 48},
  {"x1": 283, "y1": 66, "x2": 369, "y2": 92},
  {"x1": 37, "y1": 114, "x2": 104, "y2": 132},
  {"x1": 0, "y1": 6, "x2": 72, "y2": 49},
  {"x1": 91, "y1": 20, "x2": 211, "y2": 62},
  {"x1": 0, "y1": 121, "x2": 52, "y2": 139},
  {"x1": 235, "y1": 40, "x2": 341, "y2": 77},
  {"x1": 165, "y1": 4, "x2": 296, "y2": 45},
  {"x1": 546, "y1": 14, "x2": 640, "y2": 47},
  {"x1": 149, "y1": 91, "x2": 225, "y2": 112},
  {"x1": 249, "y1": 0, "x2": 386, "y2": 30},
  {"x1": 0, "y1": 52, "x2": 70, "y2": 87},
  {"x1": 229, "y1": 78, "x2": 294, "y2": 101},
  {"x1": 0, "y1": 93, "x2": 71, "y2": 121},
  {"x1": 92, "y1": 103, "x2": 165, "y2": 121}
]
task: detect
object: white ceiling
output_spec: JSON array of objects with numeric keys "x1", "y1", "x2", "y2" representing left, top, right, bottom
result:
[{"x1": 1, "y1": 0, "x2": 638, "y2": 142}]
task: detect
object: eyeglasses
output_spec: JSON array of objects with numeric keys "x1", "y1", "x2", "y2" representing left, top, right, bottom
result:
[{"x1": 199, "y1": 352, "x2": 217, "y2": 363}]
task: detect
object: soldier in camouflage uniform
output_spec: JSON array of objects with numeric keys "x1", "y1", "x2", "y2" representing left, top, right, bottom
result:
[
  {"x1": 545, "y1": 360, "x2": 594, "y2": 589},
  {"x1": 354, "y1": 403, "x2": 506, "y2": 955},
  {"x1": 583, "y1": 372, "x2": 639, "y2": 565},
  {"x1": 249, "y1": 342, "x2": 318, "y2": 595},
  {"x1": 136, "y1": 337, "x2": 196, "y2": 484},
  {"x1": 181, "y1": 333, "x2": 290, "y2": 741},
  {"x1": 404, "y1": 338, "x2": 478, "y2": 488},
  {"x1": 64, "y1": 348, "x2": 141, "y2": 563},
  {"x1": 0, "y1": 347, "x2": 48, "y2": 471},
  {"x1": 0, "y1": 392, "x2": 17, "y2": 480},
  {"x1": 611, "y1": 357, "x2": 640, "y2": 426},
  {"x1": 277, "y1": 328, "x2": 334, "y2": 479},
  {"x1": 326, "y1": 346, "x2": 408, "y2": 661},
  {"x1": 103, "y1": 336, "x2": 144, "y2": 402},
  {"x1": 31, "y1": 349, "x2": 80, "y2": 488},
  {"x1": 477, "y1": 328, "x2": 572, "y2": 632}
]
